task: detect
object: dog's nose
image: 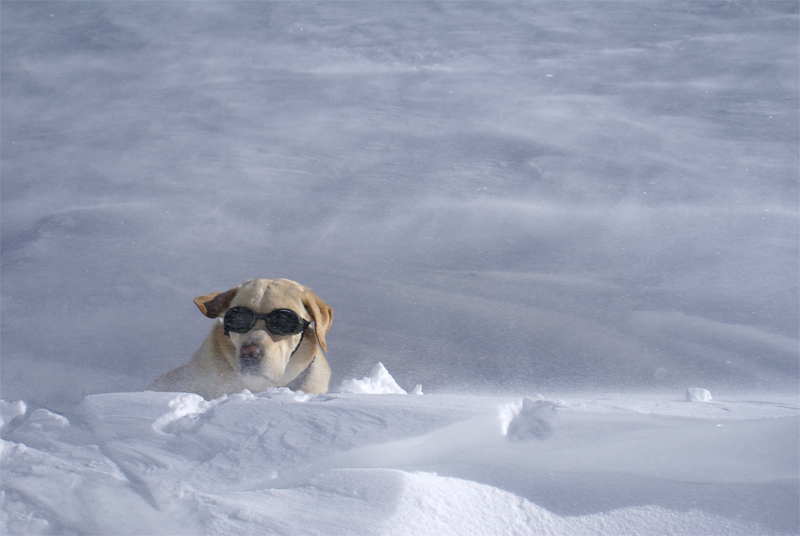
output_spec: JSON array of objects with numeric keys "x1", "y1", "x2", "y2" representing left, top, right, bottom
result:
[{"x1": 240, "y1": 343, "x2": 261, "y2": 358}]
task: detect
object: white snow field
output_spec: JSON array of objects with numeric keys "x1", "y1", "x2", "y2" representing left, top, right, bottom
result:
[
  {"x1": 2, "y1": 2, "x2": 799, "y2": 534},
  {"x1": 2, "y1": 364, "x2": 798, "y2": 535}
]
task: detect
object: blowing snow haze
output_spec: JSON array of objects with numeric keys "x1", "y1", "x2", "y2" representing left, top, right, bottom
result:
[{"x1": 1, "y1": 2, "x2": 798, "y2": 410}]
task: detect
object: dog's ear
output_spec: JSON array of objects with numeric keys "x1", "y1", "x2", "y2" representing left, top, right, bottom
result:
[
  {"x1": 193, "y1": 286, "x2": 239, "y2": 318},
  {"x1": 302, "y1": 290, "x2": 333, "y2": 352}
]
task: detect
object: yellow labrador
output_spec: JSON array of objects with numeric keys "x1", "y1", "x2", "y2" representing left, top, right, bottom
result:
[{"x1": 150, "y1": 278, "x2": 332, "y2": 399}]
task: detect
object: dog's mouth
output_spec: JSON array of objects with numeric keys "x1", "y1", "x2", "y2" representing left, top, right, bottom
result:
[{"x1": 238, "y1": 343, "x2": 262, "y2": 375}]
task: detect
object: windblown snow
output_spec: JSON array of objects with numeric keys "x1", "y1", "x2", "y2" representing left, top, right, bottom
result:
[
  {"x1": 1, "y1": 1, "x2": 798, "y2": 534},
  {"x1": 2, "y1": 365, "x2": 798, "y2": 535}
]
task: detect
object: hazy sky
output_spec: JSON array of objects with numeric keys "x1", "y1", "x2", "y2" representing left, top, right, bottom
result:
[{"x1": 2, "y1": 1, "x2": 798, "y2": 409}]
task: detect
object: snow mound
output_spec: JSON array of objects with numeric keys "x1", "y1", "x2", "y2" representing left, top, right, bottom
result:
[
  {"x1": 339, "y1": 362, "x2": 419, "y2": 394},
  {"x1": 152, "y1": 392, "x2": 220, "y2": 433},
  {"x1": 504, "y1": 397, "x2": 558, "y2": 441},
  {"x1": 1, "y1": 391, "x2": 798, "y2": 535},
  {"x1": 686, "y1": 387, "x2": 713, "y2": 402}
]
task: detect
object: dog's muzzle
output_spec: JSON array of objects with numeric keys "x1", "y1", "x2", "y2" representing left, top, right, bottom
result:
[{"x1": 239, "y1": 344, "x2": 262, "y2": 374}]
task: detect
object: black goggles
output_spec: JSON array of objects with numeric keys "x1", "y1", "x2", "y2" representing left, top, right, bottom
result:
[{"x1": 223, "y1": 306, "x2": 310, "y2": 337}]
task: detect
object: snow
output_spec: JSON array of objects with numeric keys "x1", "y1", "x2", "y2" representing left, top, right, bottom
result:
[
  {"x1": 686, "y1": 387, "x2": 713, "y2": 402},
  {"x1": 2, "y1": 365, "x2": 798, "y2": 535},
  {"x1": 1, "y1": 2, "x2": 798, "y2": 534},
  {"x1": 339, "y1": 362, "x2": 414, "y2": 395}
]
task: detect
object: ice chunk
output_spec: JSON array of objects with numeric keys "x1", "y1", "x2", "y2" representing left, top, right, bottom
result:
[
  {"x1": 686, "y1": 387, "x2": 712, "y2": 402},
  {"x1": 338, "y1": 363, "x2": 408, "y2": 394}
]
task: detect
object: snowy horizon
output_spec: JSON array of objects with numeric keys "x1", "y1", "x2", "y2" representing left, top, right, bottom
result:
[{"x1": 2, "y1": 1, "x2": 798, "y2": 406}]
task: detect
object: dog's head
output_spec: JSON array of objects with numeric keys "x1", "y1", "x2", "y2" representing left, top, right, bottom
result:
[{"x1": 193, "y1": 278, "x2": 332, "y2": 382}]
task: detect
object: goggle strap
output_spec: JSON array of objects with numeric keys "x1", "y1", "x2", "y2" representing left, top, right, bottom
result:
[{"x1": 289, "y1": 328, "x2": 307, "y2": 359}]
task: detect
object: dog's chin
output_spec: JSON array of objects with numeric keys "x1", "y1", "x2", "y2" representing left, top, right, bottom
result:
[
  {"x1": 238, "y1": 357, "x2": 264, "y2": 377},
  {"x1": 238, "y1": 359, "x2": 286, "y2": 382},
  {"x1": 237, "y1": 354, "x2": 287, "y2": 383},
  {"x1": 238, "y1": 371, "x2": 276, "y2": 393}
]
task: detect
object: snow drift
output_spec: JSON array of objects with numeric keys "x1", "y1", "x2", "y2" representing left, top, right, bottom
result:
[{"x1": 2, "y1": 366, "x2": 798, "y2": 535}]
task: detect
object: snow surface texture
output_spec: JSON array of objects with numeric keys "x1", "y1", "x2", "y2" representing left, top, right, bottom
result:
[
  {"x1": 2, "y1": 366, "x2": 799, "y2": 535},
  {"x1": 1, "y1": 3, "x2": 798, "y2": 533},
  {"x1": 1, "y1": 2, "x2": 798, "y2": 411}
]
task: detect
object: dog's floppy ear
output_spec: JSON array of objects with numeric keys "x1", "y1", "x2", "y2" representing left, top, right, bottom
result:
[
  {"x1": 193, "y1": 286, "x2": 239, "y2": 318},
  {"x1": 302, "y1": 290, "x2": 333, "y2": 352}
]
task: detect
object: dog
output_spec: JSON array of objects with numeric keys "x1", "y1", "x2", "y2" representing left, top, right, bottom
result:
[{"x1": 150, "y1": 278, "x2": 332, "y2": 399}]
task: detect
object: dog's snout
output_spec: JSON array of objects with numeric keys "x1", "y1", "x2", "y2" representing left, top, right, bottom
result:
[
  {"x1": 239, "y1": 343, "x2": 262, "y2": 372},
  {"x1": 240, "y1": 343, "x2": 261, "y2": 359}
]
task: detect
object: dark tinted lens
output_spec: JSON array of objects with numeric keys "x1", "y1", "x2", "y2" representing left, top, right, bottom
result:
[
  {"x1": 224, "y1": 307, "x2": 256, "y2": 333},
  {"x1": 266, "y1": 309, "x2": 305, "y2": 335}
]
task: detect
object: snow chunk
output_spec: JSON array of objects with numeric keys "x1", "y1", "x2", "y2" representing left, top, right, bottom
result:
[
  {"x1": 686, "y1": 387, "x2": 713, "y2": 402},
  {"x1": 338, "y1": 363, "x2": 409, "y2": 394},
  {"x1": 1, "y1": 400, "x2": 27, "y2": 430},
  {"x1": 152, "y1": 392, "x2": 220, "y2": 433},
  {"x1": 502, "y1": 397, "x2": 557, "y2": 441},
  {"x1": 26, "y1": 408, "x2": 70, "y2": 430}
]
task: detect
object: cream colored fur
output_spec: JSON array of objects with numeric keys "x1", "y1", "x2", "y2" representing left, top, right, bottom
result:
[{"x1": 150, "y1": 278, "x2": 332, "y2": 399}]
